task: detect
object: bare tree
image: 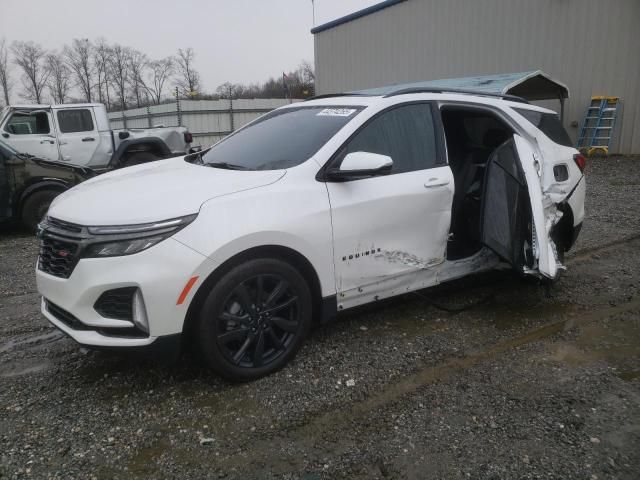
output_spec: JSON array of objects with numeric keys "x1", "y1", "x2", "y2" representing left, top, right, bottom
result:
[
  {"x1": 109, "y1": 44, "x2": 131, "y2": 111},
  {"x1": 46, "y1": 52, "x2": 71, "y2": 104},
  {"x1": 175, "y1": 48, "x2": 200, "y2": 98},
  {"x1": 145, "y1": 57, "x2": 174, "y2": 104},
  {"x1": 128, "y1": 49, "x2": 148, "y2": 108},
  {"x1": 64, "y1": 38, "x2": 93, "y2": 102},
  {"x1": 12, "y1": 41, "x2": 49, "y2": 103},
  {"x1": 299, "y1": 60, "x2": 315, "y2": 95},
  {"x1": 93, "y1": 38, "x2": 112, "y2": 108},
  {"x1": 212, "y1": 61, "x2": 315, "y2": 100},
  {"x1": 215, "y1": 82, "x2": 244, "y2": 99},
  {"x1": 0, "y1": 38, "x2": 12, "y2": 106}
]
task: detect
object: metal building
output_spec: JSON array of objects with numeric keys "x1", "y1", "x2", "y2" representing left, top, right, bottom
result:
[{"x1": 312, "y1": 0, "x2": 640, "y2": 154}]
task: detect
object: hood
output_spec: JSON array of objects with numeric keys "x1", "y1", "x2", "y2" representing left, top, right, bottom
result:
[{"x1": 48, "y1": 157, "x2": 286, "y2": 225}]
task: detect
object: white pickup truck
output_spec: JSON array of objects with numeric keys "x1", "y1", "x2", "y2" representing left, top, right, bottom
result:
[{"x1": 0, "y1": 103, "x2": 192, "y2": 171}]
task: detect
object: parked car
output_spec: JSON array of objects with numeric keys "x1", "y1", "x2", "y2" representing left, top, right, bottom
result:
[
  {"x1": 35, "y1": 88, "x2": 586, "y2": 380},
  {"x1": 0, "y1": 139, "x2": 94, "y2": 231},
  {"x1": 0, "y1": 103, "x2": 192, "y2": 170}
]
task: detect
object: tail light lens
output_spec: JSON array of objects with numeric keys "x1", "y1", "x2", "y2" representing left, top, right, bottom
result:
[
  {"x1": 573, "y1": 153, "x2": 586, "y2": 173},
  {"x1": 184, "y1": 132, "x2": 193, "y2": 144}
]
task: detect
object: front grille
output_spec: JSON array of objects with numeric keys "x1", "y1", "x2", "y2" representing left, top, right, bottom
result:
[
  {"x1": 46, "y1": 300, "x2": 91, "y2": 330},
  {"x1": 38, "y1": 217, "x2": 85, "y2": 279},
  {"x1": 47, "y1": 217, "x2": 82, "y2": 233},
  {"x1": 94, "y1": 287, "x2": 136, "y2": 321},
  {"x1": 38, "y1": 235, "x2": 80, "y2": 278}
]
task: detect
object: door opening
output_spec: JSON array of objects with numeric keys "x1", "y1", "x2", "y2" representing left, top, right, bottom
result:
[{"x1": 440, "y1": 106, "x2": 527, "y2": 262}]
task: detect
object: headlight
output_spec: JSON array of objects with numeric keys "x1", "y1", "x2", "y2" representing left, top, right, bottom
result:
[{"x1": 83, "y1": 214, "x2": 197, "y2": 258}]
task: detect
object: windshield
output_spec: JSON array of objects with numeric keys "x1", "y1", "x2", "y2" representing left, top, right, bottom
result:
[
  {"x1": 199, "y1": 105, "x2": 364, "y2": 170},
  {"x1": 0, "y1": 106, "x2": 8, "y2": 125}
]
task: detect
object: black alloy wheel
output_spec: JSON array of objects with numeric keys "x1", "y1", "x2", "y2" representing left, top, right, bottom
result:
[
  {"x1": 217, "y1": 274, "x2": 299, "y2": 368},
  {"x1": 197, "y1": 258, "x2": 312, "y2": 380}
]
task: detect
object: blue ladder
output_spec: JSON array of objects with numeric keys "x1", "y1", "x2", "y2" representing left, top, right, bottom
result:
[{"x1": 576, "y1": 96, "x2": 620, "y2": 155}]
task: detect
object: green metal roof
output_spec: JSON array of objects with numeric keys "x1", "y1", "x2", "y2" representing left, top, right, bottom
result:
[{"x1": 351, "y1": 70, "x2": 570, "y2": 101}]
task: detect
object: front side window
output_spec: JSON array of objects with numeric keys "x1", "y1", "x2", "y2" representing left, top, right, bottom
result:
[
  {"x1": 57, "y1": 109, "x2": 94, "y2": 133},
  {"x1": 4, "y1": 111, "x2": 50, "y2": 135},
  {"x1": 342, "y1": 103, "x2": 437, "y2": 174},
  {"x1": 200, "y1": 106, "x2": 364, "y2": 170}
]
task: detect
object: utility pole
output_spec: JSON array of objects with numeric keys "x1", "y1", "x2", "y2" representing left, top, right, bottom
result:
[
  {"x1": 228, "y1": 84, "x2": 234, "y2": 132},
  {"x1": 311, "y1": 0, "x2": 316, "y2": 26},
  {"x1": 175, "y1": 86, "x2": 182, "y2": 127}
]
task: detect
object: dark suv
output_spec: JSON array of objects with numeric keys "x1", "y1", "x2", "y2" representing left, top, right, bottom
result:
[{"x1": 0, "y1": 139, "x2": 94, "y2": 231}]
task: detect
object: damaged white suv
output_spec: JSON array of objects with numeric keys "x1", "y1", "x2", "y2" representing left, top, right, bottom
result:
[{"x1": 36, "y1": 88, "x2": 585, "y2": 380}]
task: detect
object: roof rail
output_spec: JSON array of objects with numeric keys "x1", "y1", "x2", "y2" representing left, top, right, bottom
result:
[
  {"x1": 383, "y1": 87, "x2": 529, "y2": 103},
  {"x1": 305, "y1": 92, "x2": 368, "y2": 101}
]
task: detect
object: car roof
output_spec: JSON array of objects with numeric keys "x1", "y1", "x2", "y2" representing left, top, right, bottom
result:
[
  {"x1": 298, "y1": 92, "x2": 557, "y2": 115},
  {"x1": 10, "y1": 103, "x2": 103, "y2": 109}
]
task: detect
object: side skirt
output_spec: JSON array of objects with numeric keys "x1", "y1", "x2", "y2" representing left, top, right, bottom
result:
[{"x1": 336, "y1": 248, "x2": 501, "y2": 312}]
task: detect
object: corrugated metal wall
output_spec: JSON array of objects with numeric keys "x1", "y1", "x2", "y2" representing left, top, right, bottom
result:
[
  {"x1": 314, "y1": 0, "x2": 640, "y2": 154},
  {"x1": 108, "y1": 99, "x2": 298, "y2": 147}
]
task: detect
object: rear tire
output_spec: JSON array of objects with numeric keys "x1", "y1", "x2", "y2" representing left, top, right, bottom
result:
[
  {"x1": 196, "y1": 258, "x2": 313, "y2": 381},
  {"x1": 21, "y1": 190, "x2": 60, "y2": 232},
  {"x1": 122, "y1": 151, "x2": 160, "y2": 167}
]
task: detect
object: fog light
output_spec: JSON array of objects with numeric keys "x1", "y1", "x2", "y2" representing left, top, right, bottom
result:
[{"x1": 132, "y1": 289, "x2": 149, "y2": 334}]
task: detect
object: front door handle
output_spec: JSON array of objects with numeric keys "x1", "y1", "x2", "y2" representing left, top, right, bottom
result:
[
  {"x1": 424, "y1": 178, "x2": 450, "y2": 188},
  {"x1": 82, "y1": 137, "x2": 95, "y2": 142},
  {"x1": 40, "y1": 139, "x2": 55, "y2": 145}
]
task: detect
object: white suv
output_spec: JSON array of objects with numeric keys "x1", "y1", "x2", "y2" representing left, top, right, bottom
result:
[{"x1": 35, "y1": 89, "x2": 586, "y2": 380}]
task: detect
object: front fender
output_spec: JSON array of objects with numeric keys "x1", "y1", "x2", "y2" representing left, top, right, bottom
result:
[
  {"x1": 111, "y1": 137, "x2": 172, "y2": 167},
  {"x1": 172, "y1": 182, "x2": 336, "y2": 297}
]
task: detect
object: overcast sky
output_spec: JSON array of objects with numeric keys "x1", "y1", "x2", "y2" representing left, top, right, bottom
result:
[{"x1": 0, "y1": 0, "x2": 379, "y2": 93}]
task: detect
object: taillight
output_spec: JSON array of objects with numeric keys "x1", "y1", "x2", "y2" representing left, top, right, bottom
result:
[
  {"x1": 184, "y1": 132, "x2": 193, "y2": 144},
  {"x1": 573, "y1": 153, "x2": 586, "y2": 173}
]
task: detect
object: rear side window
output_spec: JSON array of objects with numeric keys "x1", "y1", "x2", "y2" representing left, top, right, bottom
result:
[
  {"x1": 57, "y1": 109, "x2": 94, "y2": 133},
  {"x1": 343, "y1": 103, "x2": 437, "y2": 174},
  {"x1": 514, "y1": 108, "x2": 573, "y2": 147}
]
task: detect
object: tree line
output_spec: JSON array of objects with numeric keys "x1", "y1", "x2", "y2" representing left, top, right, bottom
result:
[
  {"x1": 0, "y1": 37, "x2": 315, "y2": 111},
  {"x1": 214, "y1": 61, "x2": 315, "y2": 100}
]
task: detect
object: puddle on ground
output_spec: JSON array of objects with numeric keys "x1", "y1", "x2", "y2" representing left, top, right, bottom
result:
[
  {"x1": 0, "y1": 330, "x2": 64, "y2": 354},
  {"x1": 548, "y1": 311, "x2": 640, "y2": 381},
  {"x1": 475, "y1": 301, "x2": 577, "y2": 331},
  {"x1": 0, "y1": 357, "x2": 53, "y2": 378}
]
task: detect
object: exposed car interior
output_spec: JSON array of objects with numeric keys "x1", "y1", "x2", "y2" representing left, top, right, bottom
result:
[{"x1": 440, "y1": 106, "x2": 516, "y2": 260}]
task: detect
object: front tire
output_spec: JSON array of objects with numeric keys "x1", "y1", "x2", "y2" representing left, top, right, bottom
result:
[
  {"x1": 196, "y1": 258, "x2": 313, "y2": 381},
  {"x1": 21, "y1": 190, "x2": 60, "y2": 232}
]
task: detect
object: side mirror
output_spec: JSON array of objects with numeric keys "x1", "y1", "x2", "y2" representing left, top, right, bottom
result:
[{"x1": 326, "y1": 151, "x2": 393, "y2": 181}]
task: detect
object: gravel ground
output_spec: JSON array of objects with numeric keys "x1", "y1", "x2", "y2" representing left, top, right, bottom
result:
[{"x1": 1, "y1": 156, "x2": 639, "y2": 479}]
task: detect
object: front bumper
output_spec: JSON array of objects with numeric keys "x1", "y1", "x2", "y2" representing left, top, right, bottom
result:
[{"x1": 36, "y1": 237, "x2": 217, "y2": 348}]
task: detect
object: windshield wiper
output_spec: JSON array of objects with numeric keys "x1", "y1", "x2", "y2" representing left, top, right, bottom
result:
[{"x1": 206, "y1": 162, "x2": 249, "y2": 171}]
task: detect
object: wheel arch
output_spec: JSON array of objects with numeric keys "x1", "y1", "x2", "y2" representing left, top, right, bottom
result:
[
  {"x1": 17, "y1": 179, "x2": 69, "y2": 216},
  {"x1": 111, "y1": 137, "x2": 172, "y2": 167},
  {"x1": 182, "y1": 244, "x2": 333, "y2": 346},
  {"x1": 551, "y1": 202, "x2": 577, "y2": 253}
]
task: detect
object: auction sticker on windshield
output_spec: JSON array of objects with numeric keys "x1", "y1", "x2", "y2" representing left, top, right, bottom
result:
[{"x1": 317, "y1": 108, "x2": 357, "y2": 117}]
